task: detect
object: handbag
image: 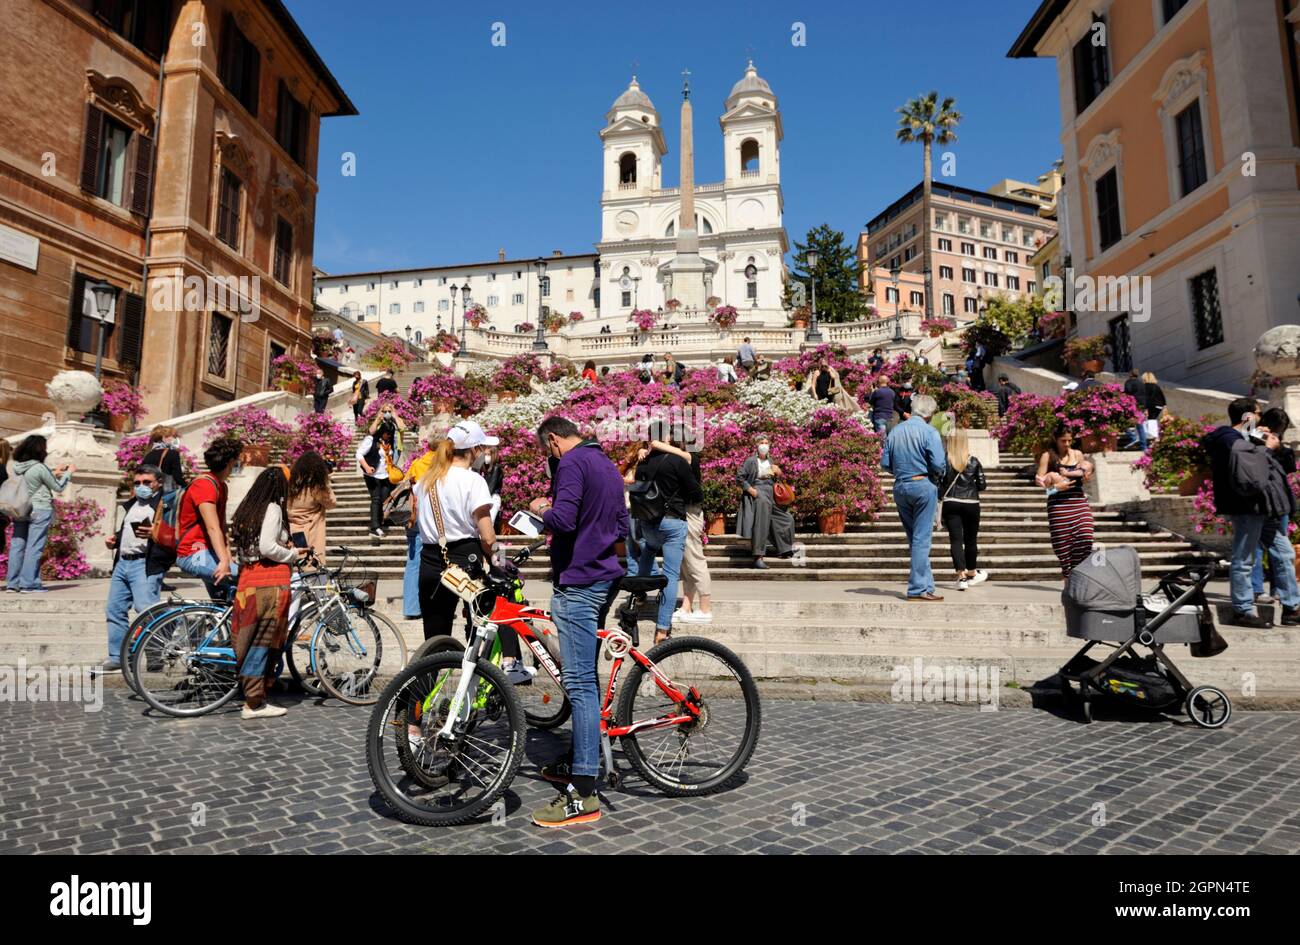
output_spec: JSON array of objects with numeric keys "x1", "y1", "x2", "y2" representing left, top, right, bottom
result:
[
  {"x1": 773, "y1": 482, "x2": 795, "y2": 507},
  {"x1": 427, "y1": 478, "x2": 486, "y2": 604},
  {"x1": 381, "y1": 442, "x2": 404, "y2": 485}
]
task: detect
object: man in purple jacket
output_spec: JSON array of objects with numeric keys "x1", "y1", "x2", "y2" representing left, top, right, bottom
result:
[{"x1": 528, "y1": 415, "x2": 629, "y2": 827}]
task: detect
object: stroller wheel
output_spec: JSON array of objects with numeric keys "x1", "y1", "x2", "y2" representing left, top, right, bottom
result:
[{"x1": 1184, "y1": 686, "x2": 1231, "y2": 729}]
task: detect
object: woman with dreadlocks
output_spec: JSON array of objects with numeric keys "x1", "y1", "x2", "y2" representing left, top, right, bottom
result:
[{"x1": 229, "y1": 467, "x2": 304, "y2": 719}]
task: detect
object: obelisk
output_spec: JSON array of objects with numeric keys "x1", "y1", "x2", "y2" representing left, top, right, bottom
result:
[{"x1": 663, "y1": 68, "x2": 709, "y2": 309}]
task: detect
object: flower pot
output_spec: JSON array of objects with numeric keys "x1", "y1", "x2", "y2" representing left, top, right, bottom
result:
[
  {"x1": 498, "y1": 391, "x2": 517, "y2": 404},
  {"x1": 1081, "y1": 358, "x2": 1105, "y2": 374},
  {"x1": 432, "y1": 398, "x2": 455, "y2": 415},
  {"x1": 1178, "y1": 468, "x2": 1211, "y2": 497},
  {"x1": 792, "y1": 319, "x2": 808, "y2": 330},
  {"x1": 1080, "y1": 432, "x2": 1118, "y2": 454},
  {"x1": 282, "y1": 380, "x2": 305, "y2": 396},
  {"x1": 817, "y1": 510, "x2": 847, "y2": 535},
  {"x1": 705, "y1": 513, "x2": 727, "y2": 536},
  {"x1": 242, "y1": 443, "x2": 271, "y2": 467},
  {"x1": 107, "y1": 413, "x2": 131, "y2": 433}
]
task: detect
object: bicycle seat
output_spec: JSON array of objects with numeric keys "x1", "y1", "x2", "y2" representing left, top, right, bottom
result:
[{"x1": 618, "y1": 575, "x2": 668, "y2": 594}]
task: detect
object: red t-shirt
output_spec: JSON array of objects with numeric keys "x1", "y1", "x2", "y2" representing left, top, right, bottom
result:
[{"x1": 176, "y1": 474, "x2": 227, "y2": 559}]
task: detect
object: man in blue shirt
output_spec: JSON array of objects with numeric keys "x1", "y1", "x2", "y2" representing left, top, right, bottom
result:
[{"x1": 881, "y1": 394, "x2": 947, "y2": 601}]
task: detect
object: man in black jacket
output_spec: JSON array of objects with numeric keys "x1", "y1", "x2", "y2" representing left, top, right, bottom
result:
[
  {"x1": 312, "y1": 371, "x2": 332, "y2": 413},
  {"x1": 1122, "y1": 369, "x2": 1150, "y2": 450},
  {"x1": 630, "y1": 422, "x2": 702, "y2": 643},
  {"x1": 101, "y1": 465, "x2": 174, "y2": 672},
  {"x1": 1202, "y1": 398, "x2": 1300, "y2": 627},
  {"x1": 994, "y1": 374, "x2": 1021, "y2": 417}
]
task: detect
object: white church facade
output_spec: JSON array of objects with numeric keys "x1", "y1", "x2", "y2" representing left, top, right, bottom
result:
[{"x1": 313, "y1": 64, "x2": 790, "y2": 343}]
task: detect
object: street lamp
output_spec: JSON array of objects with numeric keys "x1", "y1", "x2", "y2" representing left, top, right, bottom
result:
[
  {"x1": 532, "y1": 257, "x2": 549, "y2": 351},
  {"x1": 404, "y1": 324, "x2": 412, "y2": 343},
  {"x1": 448, "y1": 283, "x2": 460, "y2": 341},
  {"x1": 889, "y1": 263, "x2": 903, "y2": 343},
  {"x1": 804, "y1": 249, "x2": 823, "y2": 344},
  {"x1": 459, "y1": 284, "x2": 471, "y2": 356},
  {"x1": 633, "y1": 275, "x2": 641, "y2": 309},
  {"x1": 88, "y1": 282, "x2": 116, "y2": 382}
]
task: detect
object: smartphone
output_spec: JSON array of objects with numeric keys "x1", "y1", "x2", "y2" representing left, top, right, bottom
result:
[
  {"x1": 508, "y1": 510, "x2": 546, "y2": 538},
  {"x1": 291, "y1": 532, "x2": 309, "y2": 549}
]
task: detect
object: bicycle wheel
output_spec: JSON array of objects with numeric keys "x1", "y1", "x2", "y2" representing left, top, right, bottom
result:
[
  {"x1": 285, "y1": 601, "x2": 324, "y2": 697},
  {"x1": 132, "y1": 605, "x2": 241, "y2": 717},
  {"x1": 519, "y1": 644, "x2": 570, "y2": 730},
  {"x1": 119, "y1": 599, "x2": 219, "y2": 697},
  {"x1": 315, "y1": 606, "x2": 408, "y2": 705},
  {"x1": 412, "y1": 635, "x2": 465, "y2": 663},
  {"x1": 366, "y1": 653, "x2": 525, "y2": 826},
  {"x1": 615, "y1": 635, "x2": 761, "y2": 796}
]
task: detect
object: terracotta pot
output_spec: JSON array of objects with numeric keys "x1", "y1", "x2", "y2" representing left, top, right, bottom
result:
[
  {"x1": 432, "y1": 398, "x2": 455, "y2": 415},
  {"x1": 1178, "y1": 469, "x2": 1211, "y2": 497},
  {"x1": 818, "y1": 510, "x2": 847, "y2": 535},
  {"x1": 1080, "y1": 432, "x2": 1118, "y2": 454},
  {"x1": 792, "y1": 318, "x2": 808, "y2": 330},
  {"x1": 705, "y1": 513, "x2": 727, "y2": 536},
  {"x1": 107, "y1": 413, "x2": 130, "y2": 433},
  {"x1": 1081, "y1": 358, "x2": 1105, "y2": 374},
  {"x1": 242, "y1": 443, "x2": 271, "y2": 466},
  {"x1": 283, "y1": 379, "x2": 305, "y2": 396}
]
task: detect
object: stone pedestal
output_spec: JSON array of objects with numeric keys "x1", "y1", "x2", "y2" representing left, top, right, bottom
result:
[
  {"x1": 1084, "y1": 452, "x2": 1150, "y2": 508},
  {"x1": 966, "y1": 429, "x2": 1001, "y2": 469},
  {"x1": 44, "y1": 421, "x2": 122, "y2": 576}
]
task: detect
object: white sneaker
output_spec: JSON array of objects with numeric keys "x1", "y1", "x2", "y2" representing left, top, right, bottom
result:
[
  {"x1": 957, "y1": 579, "x2": 969, "y2": 591},
  {"x1": 968, "y1": 570, "x2": 989, "y2": 586},
  {"x1": 241, "y1": 703, "x2": 287, "y2": 719},
  {"x1": 503, "y1": 660, "x2": 536, "y2": 685},
  {"x1": 671, "y1": 608, "x2": 690, "y2": 624},
  {"x1": 678, "y1": 610, "x2": 713, "y2": 624}
]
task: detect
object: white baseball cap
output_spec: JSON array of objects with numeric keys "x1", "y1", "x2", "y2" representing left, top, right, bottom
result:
[{"x1": 448, "y1": 419, "x2": 499, "y2": 449}]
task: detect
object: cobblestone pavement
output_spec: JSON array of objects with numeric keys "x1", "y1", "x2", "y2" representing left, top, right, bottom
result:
[{"x1": 2, "y1": 692, "x2": 1299, "y2": 855}]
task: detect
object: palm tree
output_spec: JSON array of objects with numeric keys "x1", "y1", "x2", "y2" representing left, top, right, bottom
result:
[{"x1": 896, "y1": 91, "x2": 962, "y2": 322}]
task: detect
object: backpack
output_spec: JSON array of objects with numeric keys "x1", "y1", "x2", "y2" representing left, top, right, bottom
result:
[
  {"x1": 1228, "y1": 440, "x2": 1270, "y2": 499},
  {"x1": 152, "y1": 473, "x2": 217, "y2": 553},
  {"x1": 627, "y1": 478, "x2": 666, "y2": 522},
  {"x1": 0, "y1": 469, "x2": 33, "y2": 521}
]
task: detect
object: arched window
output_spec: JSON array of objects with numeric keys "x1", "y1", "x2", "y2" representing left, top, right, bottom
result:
[
  {"x1": 619, "y1": 152, "x2": 637, "y2": 185},
  {"x1": 414, "y1": 330, "x2": 422, "y2": 344},
  {"x1": 745, "y1": 257, "x2": 758, "y2": 301},
  {"x1": 665, "y1": 215, "x2": 714, "y2": 237},
  {"x1": 740, "y1": 139, "x2": 760, "y2": 175}
]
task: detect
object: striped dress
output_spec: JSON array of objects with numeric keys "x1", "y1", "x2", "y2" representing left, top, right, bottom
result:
[{"x1": 1047, "y1": 462, "x2": 1095, "y2": 577}]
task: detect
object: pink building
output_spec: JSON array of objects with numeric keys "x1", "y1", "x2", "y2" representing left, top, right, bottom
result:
[{"x1": 857, "y1": 181, "x2": 1057, "y2": 323}]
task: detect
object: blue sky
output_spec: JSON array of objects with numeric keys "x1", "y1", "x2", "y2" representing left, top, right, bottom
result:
[{"x1": 288, "y1": 0, "x2": 1061, "y2": 275}]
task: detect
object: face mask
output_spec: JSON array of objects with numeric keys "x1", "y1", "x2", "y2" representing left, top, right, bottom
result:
[
  {"x1": 231, "y1": 463, "x2": 244, "y2": 477},
  {"x1": 481, "y1": 454, "x2": 493, "y2": 467},
  {"x1": 757, "y1": 444, "x2": 770, "y2": 458},
  {"x1": 171, "y1": 438, "x2": 182, "y2": 448},
  {"x1": 134, "y1": 484, "x2": 156, "y2": 501}
]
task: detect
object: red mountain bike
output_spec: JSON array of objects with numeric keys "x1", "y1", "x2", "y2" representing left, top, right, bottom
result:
[{"x1": 365, "y1": 542, "x2": 761, "y2": 826}]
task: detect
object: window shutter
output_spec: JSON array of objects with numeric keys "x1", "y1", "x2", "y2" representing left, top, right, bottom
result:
[
  {"x1": 219, "y1": 14, "x2": 233, "y2": 86},
  {"x1": 67, "y1": 272, "x2": 88, "y2": 349},
  {"x1": 139, "y1": 0, "x2": 169, "y2": 59},
  {"x1": 92, "y1": 0, "x2": 122, "y2": 26},
  {"x1": 119, "y1": 292, "x2": 146, "y2": 367},
  {"x1": 246, "y1": 43, "x2": 261, "y2": 117},
  {"x1": 80, "y1": 104, "x2": 103, "y2": 192},
  {"x1": 128, "y1": 132, "x2": 153, "y2": 216}
]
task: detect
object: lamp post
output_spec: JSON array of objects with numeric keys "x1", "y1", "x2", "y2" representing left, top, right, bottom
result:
[
  {"x1": 532, "y1": 257, "x2": 549, "y2": 351},
  {"x1": 404, "y1": 324, "x2": 412, "y2": 344},
  {"x1": 633, "y1": 275, "x2": 641, "y2": 309},
  {"x1": 804, "y1": 249, "x2": 823, "y2": 344},
  {"x1": 86, "y1": 281, "x2": 116, "y2": 426},
  {"x1": 448, "y1": 283, "x2": 459, "y2": 341},
  {"x1": 890, "y1": 263, "x2": 903, "y2": 343},
  {"x1": 459, "y1": 284, "x2": 470, "y2": 356}
]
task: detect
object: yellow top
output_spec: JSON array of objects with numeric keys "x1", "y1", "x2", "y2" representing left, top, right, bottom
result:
[{"x1": 406, "y1": 449, "x2": 435, "y2": 482}]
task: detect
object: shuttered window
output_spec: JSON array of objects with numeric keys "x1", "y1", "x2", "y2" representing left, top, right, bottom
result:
[
  {"x1": 117, "y1": 292, "x2": 146, "y2": 367},
  {"x1": 273, "y1": 217, "x2": 294, "y2": 286},
  {"x1": 1071, "y1": 15, "x2": 1110, "y2": 114},
  {"x1": 79, "y1": 105, "x2": 153, "y2": 214},
  {"x1": 1095, "y1": 168, "x2": 1122, "y2": 250},
  {"x1": 216, "y1": 168, "x2": 242, "y2": 250},
  {"x1": 207, "y1": 312, "x2": 233, "y2": 377},
  {"x1": 276, "y1": 81, "x2": 309, "y2": 166},
  {"x1": 219, "y1": 15, "x2": 260, "y2": 116},
  {"x1": 92, "y1": 0, "x2": 170, "y2": 59},
  {"x1": 1175, "y1": 100, "x2": 1208, "y2": 197}
]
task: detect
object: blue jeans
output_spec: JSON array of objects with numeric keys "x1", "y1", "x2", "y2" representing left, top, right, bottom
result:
[
  {"x1": 7, "y1": 509, "x2": 54, "y2": 590},
  {"x1": 1230, "y1": 514, "x2": 1300, "y2": 614},
  {"x1": 632, "y1": 516, "x2": 688, "y2": 629},
  {"x1": 625, "y1": 518, "x2": 661, "y2": 576},
  {"x1": 106, "y1": 557, "x2": 165, "y2": 663},
  {"x1": 872, "y1": 418, "x2": 889, "y2": 435},
  {"x1": 550, "y1": 580, "x2": 612, "y2": 780},
  {"x1": 403, "y1": 527, "x2": 422, "y2": 618},
  {"x1": 894, "y1": 478, "x2": 938, "y2": 597},
  {"x1": 177, "y1": 547, "x2": 238, "y2": 600}
]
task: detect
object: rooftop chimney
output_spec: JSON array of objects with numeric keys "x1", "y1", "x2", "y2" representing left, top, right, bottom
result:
[
  {"x1": 552, "y1": 249, "x2": 563, "y2": 257},
  {"x1": 498, "y1": 248, "x2": 505, "y2": 262}
]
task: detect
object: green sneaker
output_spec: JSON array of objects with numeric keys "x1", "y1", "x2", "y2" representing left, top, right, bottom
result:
[{"x1": 532, "y1": 787, "x2": 601, "y2": 828}]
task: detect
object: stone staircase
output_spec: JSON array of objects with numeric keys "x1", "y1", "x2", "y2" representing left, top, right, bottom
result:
[{"x1": 325, "y1": 443, "x2": 1214, "y2": 582}]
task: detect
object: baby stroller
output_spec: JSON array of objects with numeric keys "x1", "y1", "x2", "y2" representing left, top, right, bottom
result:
[{"x1": 1057, "y1": 546, "x2": 1231, "y2": 729}]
